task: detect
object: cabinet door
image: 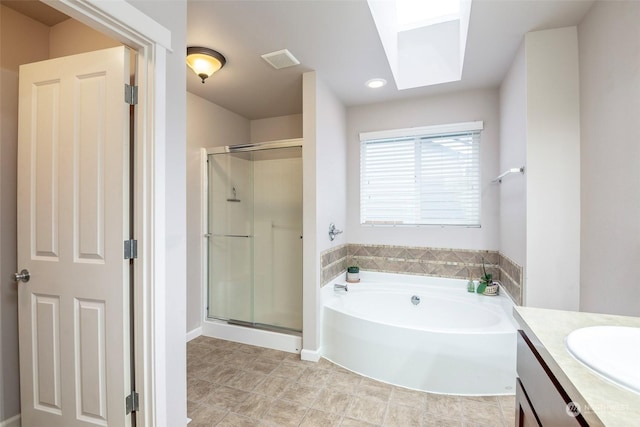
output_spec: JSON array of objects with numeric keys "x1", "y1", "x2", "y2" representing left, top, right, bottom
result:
[
  {"x1": 517, "y1": 331, "x2": 586, "y2": 426},
  {"x1": 516, "y1": 379, "x2": 541, "y2": 427}
]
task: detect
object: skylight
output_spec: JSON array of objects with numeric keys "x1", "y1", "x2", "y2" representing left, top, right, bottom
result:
[
  {"x1": 396, "y1": 0, "x2": 460, "y2": 31},
  {"x1": 367, "y1": 0, "x2": 472, "y2": 90}
]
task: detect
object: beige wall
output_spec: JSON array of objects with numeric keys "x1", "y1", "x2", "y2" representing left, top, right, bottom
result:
[
  {"x1": 499, "y1": 43, "x2": 526, "y2": 270},
  {"x1": 579, "y1": 1, "x2": 640, "y2": 316},
  {"x1": 49, "y1": 18, "x2": 120, "y2": 58},
  {"x1": 498, "y1": 27, "x2": 582, "y2": 311},
  {"x1": 0, "y1": 5, "x2": 50, "y2": 422},
  {"x1": 0, "y1": 5, "x2": 50, "y2": 71},
  {"x1": 301, "y1": 71, "x2": 347, "y2": 358},
  {"x1": 525, "y1": 27, "x2": 581, "y2": 311},
  {"x1": 250, "y1": 114, "x2": 302, "y2": 144},
  {"x1": 499, "y1": 12, "x2": 640, "y2": 315}
]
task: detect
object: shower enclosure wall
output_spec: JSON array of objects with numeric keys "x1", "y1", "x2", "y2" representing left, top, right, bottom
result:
[{"x1": 206, "y1": 140, "x2": 303, "y2": 337}]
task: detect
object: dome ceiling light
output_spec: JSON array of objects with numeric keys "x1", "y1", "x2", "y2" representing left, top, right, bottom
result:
[{"x1": 186, "y1": 46, "x2": 227, "y2": 83}]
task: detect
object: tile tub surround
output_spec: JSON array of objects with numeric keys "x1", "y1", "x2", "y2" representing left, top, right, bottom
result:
[
  {"x1": 187, "y1": 336, "x2": 516, "y2": 426},
  {"x1": 320, "y1": 244, "x2": 349, "y2": 285},
  {"x1": 320, "y1": 244, "x2": 523, "y2": 305},
  {"x1": 498, "y1": 253, "x2": 523, "y2": 306}
]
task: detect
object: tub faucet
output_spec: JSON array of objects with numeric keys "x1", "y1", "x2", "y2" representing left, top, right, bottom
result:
[
  {"x1": 328, "y1": 223, "x2": 343, "y2": 241},
  {"x1": 334, "y1": 283, "x2": 348, "y2": 292}
]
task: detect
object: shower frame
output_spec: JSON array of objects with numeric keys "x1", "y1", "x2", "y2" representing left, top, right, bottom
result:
[
  {"x1": 207, "y1": 138, "x2": 302, "y2": 155},
  {"x1": 201, "y1": 138, "x2": 303, "y2": 352}
]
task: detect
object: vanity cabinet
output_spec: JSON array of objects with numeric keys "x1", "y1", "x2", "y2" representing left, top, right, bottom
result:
[
  {"x1": 516, "y1": 330, "x2": 588, "y2": 427},
  {"x1": 514, "y1": 306, "x2": 640, "y2": 426}
]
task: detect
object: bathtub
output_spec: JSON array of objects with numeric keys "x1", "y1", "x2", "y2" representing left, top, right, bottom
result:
[{"x1": 321, "y1": 271, "x2": 517, "y2": 395}]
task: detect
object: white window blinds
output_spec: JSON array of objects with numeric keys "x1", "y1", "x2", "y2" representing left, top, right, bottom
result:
[{"x1": 360, "y1": 122, "x2": 482, "y2": 226}]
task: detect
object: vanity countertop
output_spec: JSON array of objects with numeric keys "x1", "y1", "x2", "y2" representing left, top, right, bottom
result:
[{"x1": 513, "y1": 306, "x2": 640, "y2": 426}]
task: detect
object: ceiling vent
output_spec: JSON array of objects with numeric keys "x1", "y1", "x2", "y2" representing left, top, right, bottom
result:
[{"x1": 261, "y1": 49, "x2": 300, "y2": 70}]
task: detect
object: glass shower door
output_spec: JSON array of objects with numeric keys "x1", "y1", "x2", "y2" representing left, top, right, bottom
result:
[
  {"x1": 207, "y1": 152, "x2": 254, "y2": 324},
  {"x1": 252, "y1": 147, "x2": 302, "y2": 331},
  {"x1": 207, "y1": 143, "x2": 303, "y2": 333}
]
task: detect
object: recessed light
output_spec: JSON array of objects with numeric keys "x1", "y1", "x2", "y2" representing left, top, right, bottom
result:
[{"x1": 366, "y1": 78, "x2": 387, "y2": 89}]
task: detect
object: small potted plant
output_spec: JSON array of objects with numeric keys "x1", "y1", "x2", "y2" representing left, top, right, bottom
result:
[
  {"x1": 476, "y1": 258, "x2": 499, "y2": 295},
  {"x1": 346, "y1": 265, "x2": 360, "y2": 283}
]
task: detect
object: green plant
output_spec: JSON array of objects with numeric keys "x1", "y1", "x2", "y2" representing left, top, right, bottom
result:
[
  {"x1": 347, "y1": 266, "x2": 359, "y2": 273},
  {"x1": 476, "y1": 258, "x2": 492, "y2": 294}
]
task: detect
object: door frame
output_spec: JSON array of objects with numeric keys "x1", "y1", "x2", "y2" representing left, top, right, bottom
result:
[{"x1": 41, "y1": 1, "x2": 171, "y2": 426}]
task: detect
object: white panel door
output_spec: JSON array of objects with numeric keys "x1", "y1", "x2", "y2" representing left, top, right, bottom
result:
[{"x1": 17, "y1": 46, "x2": 132, "y2": 427}]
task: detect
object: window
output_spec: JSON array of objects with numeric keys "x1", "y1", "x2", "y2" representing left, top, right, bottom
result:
[{"x1": 360, "y1": 121, "x2": 483, "y2": 226}]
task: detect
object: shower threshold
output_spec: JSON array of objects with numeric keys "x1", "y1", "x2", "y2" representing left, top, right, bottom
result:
[
  {"x1": 227, "y1": 318, "x2": 302, "y2": 336},
  {"x1": 202, "y1": 318, "x2": 303, "y2": 354}
]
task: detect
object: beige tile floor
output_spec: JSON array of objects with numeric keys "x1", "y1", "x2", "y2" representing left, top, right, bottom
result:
[{"x1": 187, "y1": 336, "x2": 516, "y2": 427}]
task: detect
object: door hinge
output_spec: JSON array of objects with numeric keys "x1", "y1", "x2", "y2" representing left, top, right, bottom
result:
[
  {"x1": 124, "y1": 239, "x2": 138, "y2": 260},
  {"x1": 125, "y1": 84, "x2": 138, "y2": 105},
  {"x1": 125, "y1": 391, "x2": 139, "y2": 414}
]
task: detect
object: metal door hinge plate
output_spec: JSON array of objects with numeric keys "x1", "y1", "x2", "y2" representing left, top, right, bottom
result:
[
  {"x1": 125, "y1": 84, "x2": 138, "y2": 105},
  {"x1": 124, "y1": 239, "x2": 138, "y2": 260},
  {"x1": 125, "y1": 391, "x2": 139, "y2": 414}
]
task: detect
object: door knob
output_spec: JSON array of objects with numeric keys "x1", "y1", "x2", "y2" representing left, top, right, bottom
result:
[{"x1": 13, "y1": 269, "x2": 30, "y2": 283}]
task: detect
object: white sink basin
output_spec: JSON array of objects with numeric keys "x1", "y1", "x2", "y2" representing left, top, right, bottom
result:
[{"x1": 565, "y1": 326, "x2": 640, "y2": 394}]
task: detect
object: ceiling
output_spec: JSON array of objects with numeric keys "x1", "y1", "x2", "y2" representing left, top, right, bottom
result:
[
  {"x1": 4, "y1": 0, "x2": 595, "y2": 121},
  {"x1": 187, "y1": 0, "x2": 595, "y2": 120}
]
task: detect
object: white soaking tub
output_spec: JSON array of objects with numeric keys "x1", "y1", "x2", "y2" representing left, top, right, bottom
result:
[{"x1": 321, "y1": 271, "x2": 517, "y2": 395}]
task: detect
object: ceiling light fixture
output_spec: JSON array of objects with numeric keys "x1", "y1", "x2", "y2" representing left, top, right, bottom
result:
[
  {"x1": 366, "y1": 78, "x2": 387, "y2": 89},
  {"x1": 187, "y1": 46, "x2": 226, "y2": 83}
]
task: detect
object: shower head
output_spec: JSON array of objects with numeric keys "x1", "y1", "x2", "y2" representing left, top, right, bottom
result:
[{"x1": 227, "y1": 186, "x2": 241, "y2": 202}]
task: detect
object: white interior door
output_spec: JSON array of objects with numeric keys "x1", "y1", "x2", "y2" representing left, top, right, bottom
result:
[{"x1": 17, "y1": 46, "x2": 133, "y2": 427}]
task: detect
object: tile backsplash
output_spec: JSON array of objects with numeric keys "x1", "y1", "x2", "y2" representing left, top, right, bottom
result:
[{"x1": 320, "y1": 243, "x2": 523, "y2": 305}]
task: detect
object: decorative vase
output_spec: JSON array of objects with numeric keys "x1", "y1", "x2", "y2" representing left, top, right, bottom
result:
[{"x1": 346, "y1": 266, "x2": 360, "y2": 283}]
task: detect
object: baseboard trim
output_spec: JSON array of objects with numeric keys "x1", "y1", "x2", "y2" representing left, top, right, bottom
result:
[
  {"x1": 301, "y1": 348, "x2": 321, "y2": 362},
  {"x1": 0, "y1": 414, "x2": 21, "y2": 427},
  {"x1": 186, "y1": 326, "x2": 202, "y2": 342}
]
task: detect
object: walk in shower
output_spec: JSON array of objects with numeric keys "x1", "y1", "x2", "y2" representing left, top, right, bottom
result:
[{"x1": 206, "y1": 140, "x2": 303, "y2": 337}]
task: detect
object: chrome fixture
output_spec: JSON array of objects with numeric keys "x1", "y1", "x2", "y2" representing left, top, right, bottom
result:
[
  {"x1": 206, "y1": 138, "x2": 303, "y2": 155},
  {"x1": 13, "y1": 269, "x2": 30, "y2": 283},
  {"x1": 334, "y1": 283, "x2": 348, "y2": 292},
  {"x1": 227, "y1": 187, "x2": 241, "y2": 202},
  {"x1": 411, "y1": 295, "x2": 420, "y2": 305},
  {"x1": 492, "y1": 166, "x2": 525, "y2": 183},
  {"x1": 328, "y1": 223, "x2": 343, "y2": 241},
  {"x1": 187, "y1": 46, "x2": 226, "y2": 83}
]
